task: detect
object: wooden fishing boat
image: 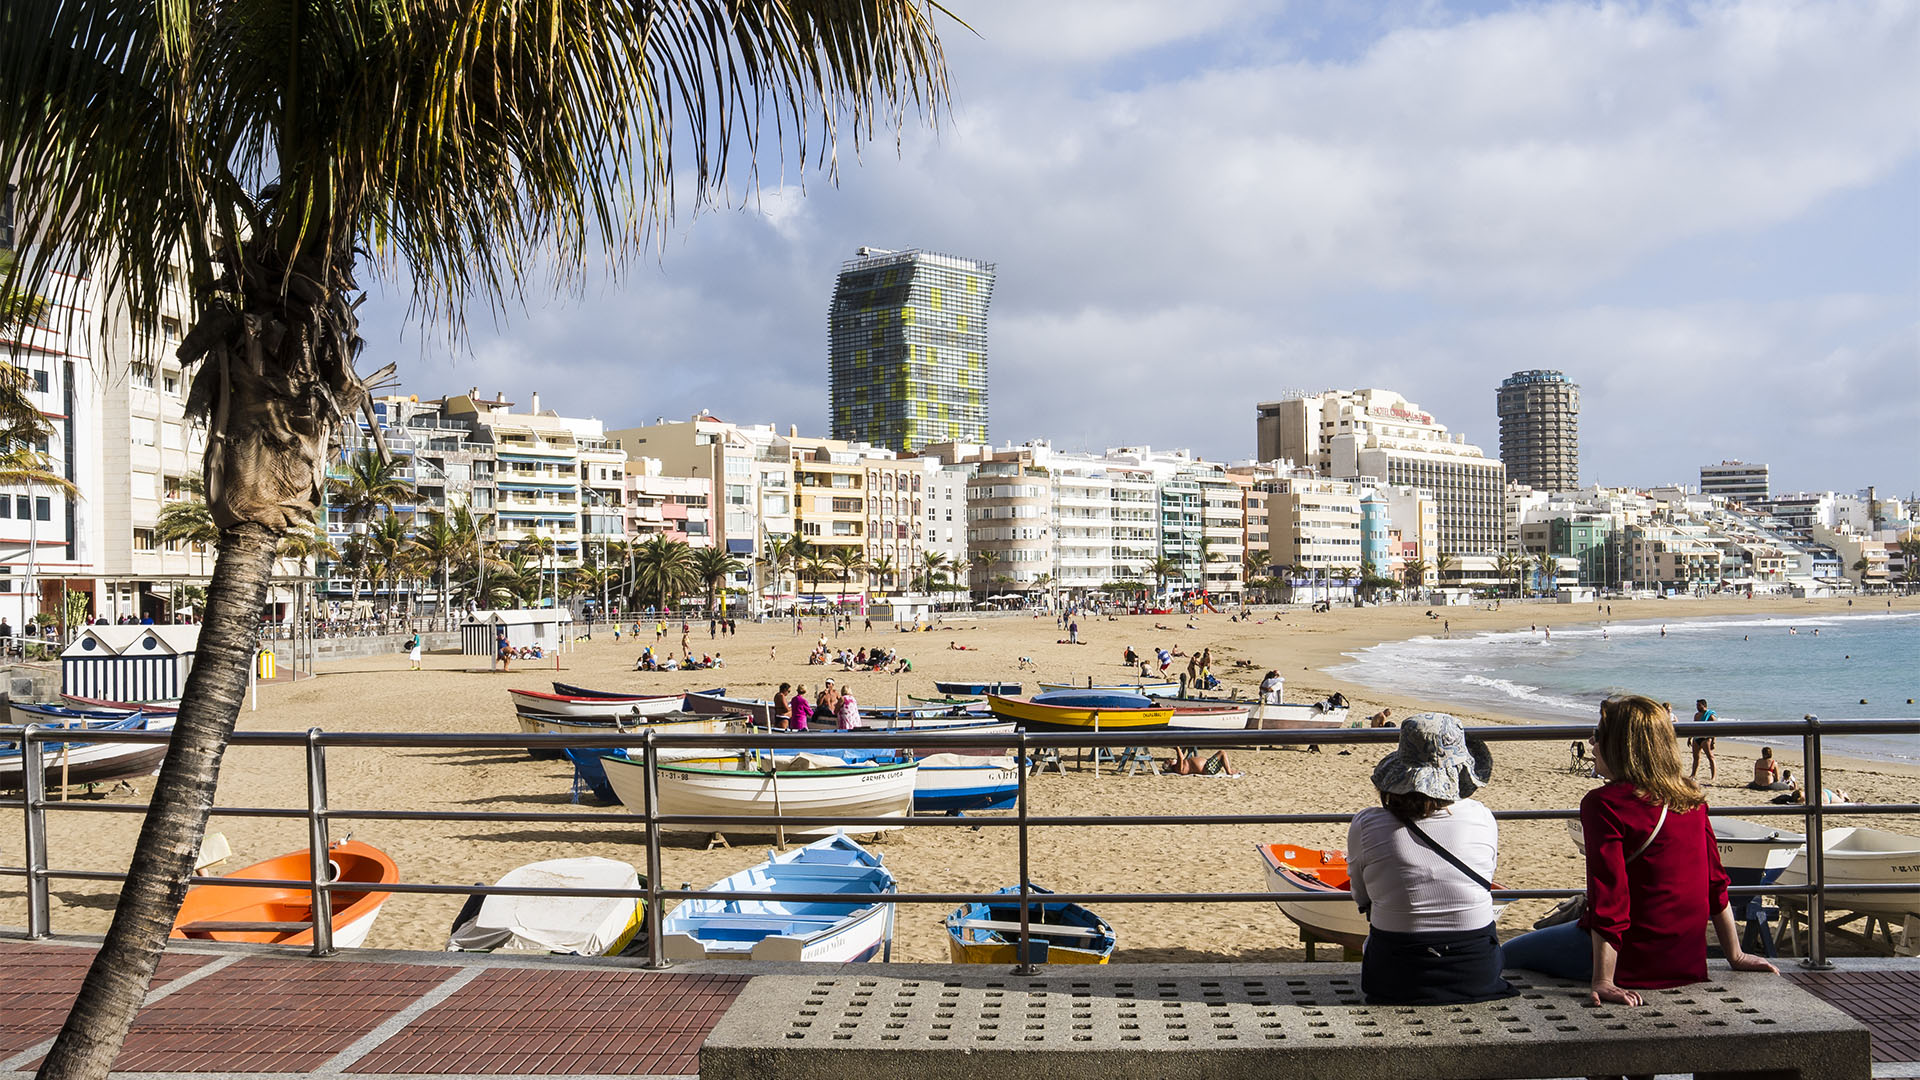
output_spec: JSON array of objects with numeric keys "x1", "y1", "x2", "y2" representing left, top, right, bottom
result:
[
  {"x1": 0, "y1": 709, "x2": 176, "y2": 791},
  {"x1": 1776, "y1": 826, "x2": 1920, "y2": 918},
  {"x1": 1166, "y1": 702, "x2": 1254, "y2": 730},
  {"x1": 508, "y1": 687, "x2": 689, "y2": 719},
  {"x1": 447, "y1": 856, "x2": 645, "y2": 955},
  {"x1": 564, "y1": 746, "x2": 749, "y2": 804},
  {"x1": 58, "y1": 693, "x2": 180, "y2": 714},
  {"x1": 1567, "y1": 815, "x2": 1807, "y2": 880},
  {"x1": 684, "y1": 689, "x2": 780, "y2": 726},
  {"x1": 909, "y1": 694, "x2": 985, "y2": 708},
  {"x1": 935, "y1": 680, "x2": 1022, "y2": 696},
  {"x1": 552, "y1": 682, "x2": 725, "y2": 702},
  {"x1": 660, "y1": 833, "x2": 897, "y2": 962},
  {"x1": 1036, "y1": 679, "x2": 1180, "y2": 697},
  {"x1": 945, "y1": 884, "x2": 1116, "y2": 964},
  {"x1": 515, "y1": 709, "x2": 744, "y2": 759},
  {"x1": 1255, "y1": 843, "x2": 1370, "y2": 951},
  {"x1": 987, "y1": 692, "x2": 1172, "y2": 732},
  {"x1": 170, "y1": 839, "x2": 397, "y2": 948},
  {"x1": 602, "y1": 753, "x2": 918, "y2": 836},
  {"x1": 910, "y1": 754, "x2": 1020, "y2": 813},
  {"x1": 1249, "y1": 700, "x2": 1355, "y2": 730}
]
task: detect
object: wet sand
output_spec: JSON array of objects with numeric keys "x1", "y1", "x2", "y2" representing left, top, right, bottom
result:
[{"x1": 5, "y1": 594, "x2": 1914, "y2": 963}]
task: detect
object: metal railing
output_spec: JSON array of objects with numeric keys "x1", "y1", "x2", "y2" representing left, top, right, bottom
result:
[{"x1": 3, "y1": 717, "x2": 1916, "y2": 974}]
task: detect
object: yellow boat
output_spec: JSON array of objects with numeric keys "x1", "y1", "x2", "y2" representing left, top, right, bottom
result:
[{"x1": 985, "y1": 693, "x2": 1172, "y2": 731}]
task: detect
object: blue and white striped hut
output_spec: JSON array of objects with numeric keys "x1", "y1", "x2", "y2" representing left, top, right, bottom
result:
[
  {"x1": 61, "y1": 625, "x2": 200, "y2": 703},
  {"x1": 460, "y1": 609, "x2": 573, "y2": 659}
]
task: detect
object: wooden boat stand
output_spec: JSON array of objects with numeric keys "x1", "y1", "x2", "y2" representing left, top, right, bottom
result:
[
  {"x1": 1298, "y1": 926, "x2": 1362, "y2": 962},
  {"x1": 1776, "y1": 896, "x2": 1913, "y2": 957}
]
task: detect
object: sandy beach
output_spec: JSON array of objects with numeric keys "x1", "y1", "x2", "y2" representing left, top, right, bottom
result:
[{"x1": 5, "y1": 594, "x2": 1915, "y2": 963}]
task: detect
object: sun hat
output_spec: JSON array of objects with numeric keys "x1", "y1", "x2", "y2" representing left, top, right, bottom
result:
[
  {"x1": 1371, "y1": 713, "x2": 1493, "y2": 802},
  {"x1": 824, "y1": 678, "x2": 835, "y2": 686}
]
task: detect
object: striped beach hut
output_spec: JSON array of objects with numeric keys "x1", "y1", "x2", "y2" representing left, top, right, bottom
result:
[
  {"x1": 61, "y1": 625, "x2": 200, "y2": 703},
  {"x1": 460, "y1": 609, "x2": 574, "y2": 659}
]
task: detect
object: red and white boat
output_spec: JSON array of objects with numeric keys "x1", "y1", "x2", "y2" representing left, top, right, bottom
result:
[
  {"x1": 60, "y1": 694, "x2": 181, "y2": 715},
  {"x1": 506, "y1": 688, "x2": 690, "y2": 720}
]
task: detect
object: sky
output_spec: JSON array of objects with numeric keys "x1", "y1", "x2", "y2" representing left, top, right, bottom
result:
[{"x1": 357, "y1": 0, "x2": 1920, "y2": 498}]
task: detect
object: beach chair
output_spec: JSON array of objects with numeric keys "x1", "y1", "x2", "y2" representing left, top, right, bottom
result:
[{"x1": 1118, "y1": 746, "x2": 1160, "y2": 777}]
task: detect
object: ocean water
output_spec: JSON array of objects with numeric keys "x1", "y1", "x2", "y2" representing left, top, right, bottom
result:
[{"x1": 1328, "y1": 611, "x2": 1920, "y2": 765}]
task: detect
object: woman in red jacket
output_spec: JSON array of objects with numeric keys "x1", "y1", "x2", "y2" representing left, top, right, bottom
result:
[{"x1": 1503, "y1": 694, "x2": 1776, "y2": 1005}]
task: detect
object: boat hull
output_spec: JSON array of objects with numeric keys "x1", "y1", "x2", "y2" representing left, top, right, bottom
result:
[
  {"x1": 1166, "y1": 703, "x2": 1254, "y2": 730},
  {"x1": 508, "y1": 688, "x2": 688, "y2": 719},
  {"x1": 603, "y1": 755, "x2": 918, "y2": 836},
  {"x1": 987, "y1": 694, "x2": 1171, "y2": 732},
  {"x1": 945, "y1": 885, "x2": 1115, "y2": 965},
  {"x1": 1256, "y1": 843, "x2": 1370, "y2": 951},
  {"x1": 0, "y1": 712, "x2": 176, "y2": 790},
  {"x1": 1249, "y1": 702, "x2": 1355, "y2": 730},
  {"x1": 685, "y1": 691, "x2": 779, "y2": 726},
  {"x1": 170, "y1": 841, "x2": 396, "y2": 948},
  {"x1": 59, "y1": 694, "x2": 181, "y2": 714},
  {"x1": 935, "y1": 681, "x2": 1022, "y2": 696},
  {"x1": 516, "y1": 711, "x2": 742, "y2": 759},
  {"x1": 912, "y1": 755, "x2": 1020, "y2": 813},
  {"x1": 1777, "y1": 826, "x2": 1920, "y2": 917},
  {"x1": 660, "y1": 834, "x2": 896, "y2": 962}
]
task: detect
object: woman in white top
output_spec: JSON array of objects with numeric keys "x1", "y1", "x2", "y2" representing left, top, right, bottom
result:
[{"x1": 1347, "y1": 713, "x2": 1512, "y2": 1005}]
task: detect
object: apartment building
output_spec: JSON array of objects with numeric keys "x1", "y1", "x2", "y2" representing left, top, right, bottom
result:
[
  {"x1": 965, "y1": 458, "x2": 1054, "y2": 595},
  {"x1": 1700, "y1": 461, "x2": 1769, "y2": 504},
  {"x1": 1259, "y1": 477, "x2": 1363, "y2": 592},
  {"x1": 625, "y1": 458, "x2": 713, "y2": 545},
  {"x1": 439, "y1": 391, "x2": 626, "y2": 572},
  {"x1": 607, "y1": 415, "x2": 795, "y2": 573},
  {"x1": 1257, "y1": 388, "x2": 1507, "y2": 563}
]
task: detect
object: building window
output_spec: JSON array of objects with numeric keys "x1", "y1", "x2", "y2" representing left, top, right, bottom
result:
[
  {"x1": 133, "y1": 528, "x2": 156, "y2": 551},
  {"x1": 32, "y1": 369, "x2": 49, "y2": 393}
]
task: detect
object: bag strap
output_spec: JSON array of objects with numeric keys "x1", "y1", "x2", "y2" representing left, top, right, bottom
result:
[
  {"x1": 1404, "y1": 818, "x2": 1495, "y2": 893},
  {"x1": 1626, "y1": 805, "x2": 1668, "y2": 863}
]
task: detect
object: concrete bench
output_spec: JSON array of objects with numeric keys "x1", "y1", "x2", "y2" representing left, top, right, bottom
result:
[{"x1": 699, "y1": 964, "x2": 1869, "y2": 1079}]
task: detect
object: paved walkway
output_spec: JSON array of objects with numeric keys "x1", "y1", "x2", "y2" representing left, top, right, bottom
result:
[{"x1": 1, "y1": 936, "x2": 1915, "y2": 1077}]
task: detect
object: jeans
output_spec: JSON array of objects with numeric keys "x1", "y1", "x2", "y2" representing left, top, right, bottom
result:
[{"x1": 1499, "y1": 920, "x2": 1593, "y2": 981}]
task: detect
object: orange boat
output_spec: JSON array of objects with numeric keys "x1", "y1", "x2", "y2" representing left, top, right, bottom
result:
[
  {"x1": 1255, "y1": 843, "x2": 1371, "y2": 951},
  {"x1": 171, "y1": 840, "x2": 397, "y2": 948}
]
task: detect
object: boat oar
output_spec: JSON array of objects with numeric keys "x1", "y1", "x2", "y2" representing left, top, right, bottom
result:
[{"x1": 762, "y1": 751, "x2": 787, "y2": 849}]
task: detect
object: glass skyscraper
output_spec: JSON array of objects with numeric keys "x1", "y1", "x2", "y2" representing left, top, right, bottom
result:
[{"x1": 829, "y1": 247, "x2": 995, "y2": 453}]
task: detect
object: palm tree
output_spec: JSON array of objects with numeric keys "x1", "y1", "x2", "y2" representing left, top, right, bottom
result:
[
  {"x1": 0, "y1": 250, "x2": 47, "y2": 339},
  {"x1": 632, "y1": 535, "x2": 698, "y2": 613},
  {"x1": 825, "y1": 546, "x2": 867, "y2": 608},
  {"x1": 867, "y1": 554, "x2": 897, "y2": 595},
  {"x1": 915, "y1": 551, "x2": 950, "y2": 594},
  {"x1": 519, "y1": 536, "x2": 558, "y2": 607},
  {"x1": 3, "y1": 5, "x2": 952, "y2": 1064},
  {"x1": 970, "y1": 550, "x2": 1001, "y2": 597},
  {"x1": 405, "y1": 513, "x2": 462, "y2": 630},
  {"x1": 330, "y1": 450, "x2": 418, "y2": 526},
  {"x1": 153, "y1": 499, "x2": 219, "y2": 576},
  {"x1": 365, "y1": 516, "x2": 410, "y2": 617},
  {"x1": 691, "y1": 546, "x2": 745, "y2": 615},
  {"x1": 1435, "y1": 551, "x2": 1458, "y2": 587},
  {"x1": 758, "y1": 534, "x2": 806, "y2": 612},
  {"x1": 1402, "y1": 557, "x2": 1430, "y2": 591},
  {"x1": 1147, "y1": 556, "x2": 1180, "y2": 601}
]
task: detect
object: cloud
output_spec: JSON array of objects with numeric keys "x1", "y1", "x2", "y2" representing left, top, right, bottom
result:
[{"x1": 359, "y1": 0, "x2": 1920, "y2": 494}]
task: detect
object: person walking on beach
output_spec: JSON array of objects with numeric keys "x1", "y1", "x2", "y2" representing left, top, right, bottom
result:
[
  {"x1": 1688, "y1": 699, "x2": 1717, "y2": 780},
  {"x1": 1068, "y1": 618, "x2": 1079, "y2": 644},
  {"x1": 407, "y1": 631, "x2": 422, "y2": 671}
]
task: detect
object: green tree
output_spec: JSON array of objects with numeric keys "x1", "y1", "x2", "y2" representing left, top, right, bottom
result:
[
  {"x1": 404, "y1": 512, "x2": 462, "y2": 629},
  {"x1": 3, "y1": 4, "x2": 951, "y2": 1064},
  {"x1": 153, "y1": 498, "x2": 219, "y2": 575},
  {"x1": 365, "y1": 515, "x2": 410, "y2": 616},
  {"x1": 330, "y1": 450, "x2": 418, "y2": 526},
  {"x1": 691, "y1": 545, "x2": 745, "y2": 615},
  {"x1": 970, "y1": 549, "x2": 1001, "y2": 596},
  {"x1": 1147, "y1": 556, "x2": 1180, "y2": 600},
  {"x1": 915, "y1": 550, "x2": 950, "y2": 594},
  {"x1": 867, "y1": 553, "x2": 897, "y2": 594},
  {"x1": 1434, "y1": 551, "x2": 1458, "y2": 585},
  {"x1": 825, "y1": 546, "x2": 868, "y2": 607},
  {"x1": 1401, "y1": 557, "x2": 1430, "y2": 590},
  {"x1": 632, "y1": 535, "x2": 698, "y2": 612}
]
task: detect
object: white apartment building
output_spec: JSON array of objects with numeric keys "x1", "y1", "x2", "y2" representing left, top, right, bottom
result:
[
  {"x1": 1700, "y1": 460, "x2": 1769, "y2": 504},
  {"x1": 1257, "y1": 388, "x2": 1506, "y2": 563},
  {"x1": 608, "y1": 415, "x2": 795, "y2": 588},
  {"x1": 1259, "y1": 477, "x2": 1363, "y2": 593},
  {"x1": 440, "y1": 391, "x2": 626, "y2": 572}
]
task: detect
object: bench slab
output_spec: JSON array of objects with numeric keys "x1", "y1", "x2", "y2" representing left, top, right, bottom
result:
[{"x1": 700, "y1": 967, "x2": 1869, "y2": 1079}]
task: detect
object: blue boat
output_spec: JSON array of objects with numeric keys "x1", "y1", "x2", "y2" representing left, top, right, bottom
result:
[
  {"x1": 945, "y1": 884, "x2": 1116, "y2": 965},
  {"x1": 934, "y1": 680, "x2": 1021, "y2": 696},
  {"x1": 788, "y1": 749, "x2": 1021, "y2": 814},
  {"x1": 660, "y1": 833, "x2": 896, "y2": 962},
  {"x1": 1, "y1": 708, "x2": 175, "y2": 790}
]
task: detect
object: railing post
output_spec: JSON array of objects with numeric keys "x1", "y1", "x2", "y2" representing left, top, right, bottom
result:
[
  {"x1": 1798, "y1": 714, "x2": 1832, "y2": 970},
  {"x1": 1012, "y1": 731, "x2": 1036, "y2": 976},
  {"x1": 22, "y1": 726, "x2": 50, "y2": 938},
  {"x1": 305, "y1": 728, "x2": 336, "y2": 957},
  {"x1": 642, "y1": 729, "x2": 668, "y2": 969}
]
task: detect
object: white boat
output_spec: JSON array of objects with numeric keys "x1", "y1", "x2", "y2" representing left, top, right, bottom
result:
[
  {"x1": 1166, "y1": 702, "x2": 1254, "y2": 730},
  {"x1": 912, "y1": 754, "x2": 1020, "y2": 814},
  {"x1": 507, "y1": 688, "x2": 688, "y2": 719},
  {"x1": 1564, "y1": 816, "x2": 1807, "y2": 877},
  {"x1": 447, "y1": 856, "x2": 644, "y2": 956},
  {"x1": 1, "y1": 709, "x2": 176, "y2": 790},
  {"x1": 661, "y1": 833, "x2": 896, "y2": 962},
  {"x1": 1255, "y1": 843, "x2": 1371, "y2": 951},
  {"x1": 514, "y1": 710, "x2": 741, "y2": 740},
  {"x1": 1776, "y1": 826, "x2": 1920, "y2": 918},
  {"x1": 1036, "y1": 680, "x2": 1180, "y2": 697},
  {"x1": 1249, "y1": 701, "x2": 1355, "y2": 730},
  {"x1": 602, "y1": 752, "x2": 918, "y2": 836}
]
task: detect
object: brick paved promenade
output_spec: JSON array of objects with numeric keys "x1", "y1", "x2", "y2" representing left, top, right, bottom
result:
[{"x1": 1, "y1": 935, "x2": 1915, "y2": 1078}]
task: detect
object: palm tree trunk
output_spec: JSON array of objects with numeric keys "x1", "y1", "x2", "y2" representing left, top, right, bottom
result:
[{"x1": 37, "y1": 523, "x2": 278, "y2": 1078}]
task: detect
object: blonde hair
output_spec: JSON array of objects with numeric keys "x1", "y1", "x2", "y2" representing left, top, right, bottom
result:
[{"x1": 1596, "y1": 695, "x2": 1704, "y2": 813}]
